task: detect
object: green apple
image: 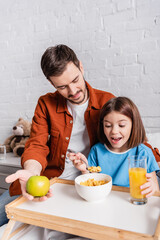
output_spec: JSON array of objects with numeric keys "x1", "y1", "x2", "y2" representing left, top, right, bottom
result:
[{"x1": 26, "y1": 176, "x2": 50, "y2": 197}]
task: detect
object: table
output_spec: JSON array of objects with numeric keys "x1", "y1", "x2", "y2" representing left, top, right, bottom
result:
[
  {"x1": 2, "y1": 178, "x2": 160, "y2": 240},
  {"x1": 0, "y1": 153, "x2": 21, "y2": 194}
]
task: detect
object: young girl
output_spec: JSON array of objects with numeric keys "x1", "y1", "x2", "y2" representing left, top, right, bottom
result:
[{"x1": 69, "y1": 97, "x2": 160, "y2": 197}]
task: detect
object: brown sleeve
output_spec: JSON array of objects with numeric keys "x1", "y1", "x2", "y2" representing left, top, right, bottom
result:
[
  {"x1": 9, "y1": 180, "x2": 22, "y2": 196},
  {"x1": 144, "y1": 142, "x2": 160, "y2": 163}
]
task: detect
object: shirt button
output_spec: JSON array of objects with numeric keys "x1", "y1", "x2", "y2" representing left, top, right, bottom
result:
[
  {"x1": 65, "y1": 137, "x2": 69, "y2": 140},
  {"x1": 61, "y1": 154, "x2": 65, "y2": 158},
  {"x1": 70, "y1": 120, "x2": 73, "y2": 124}
]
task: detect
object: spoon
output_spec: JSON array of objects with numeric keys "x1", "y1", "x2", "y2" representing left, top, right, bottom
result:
[{"x1": 67, "y1": 149, "x2": 101, "y2": 173}]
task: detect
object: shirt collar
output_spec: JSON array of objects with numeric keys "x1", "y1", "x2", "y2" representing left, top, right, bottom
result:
[{"x1": 86, "y1": 81, "x2": 101, "y2": 110}]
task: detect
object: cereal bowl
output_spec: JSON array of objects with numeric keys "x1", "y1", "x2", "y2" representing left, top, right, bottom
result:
[{"x1": 75, "y1": 173, "x2": 112, "y2": 202}]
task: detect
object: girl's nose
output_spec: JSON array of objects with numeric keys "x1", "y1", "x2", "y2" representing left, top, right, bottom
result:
[{"x1": 111, "y1": 125, "x2": 118, "y2": 134}]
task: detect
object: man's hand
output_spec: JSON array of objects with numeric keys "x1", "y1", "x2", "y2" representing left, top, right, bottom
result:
[{"x1": 5, "y1": 170, "x2": 53, "y2": 202}]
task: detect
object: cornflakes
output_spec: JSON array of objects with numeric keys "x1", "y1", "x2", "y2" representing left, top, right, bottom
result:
[
  {"x1": 80, "y1": 178, "x2": 108, "y2": 186},
  {"x1": 88, "y1": 166, "x2": 101, "y2": 173}
]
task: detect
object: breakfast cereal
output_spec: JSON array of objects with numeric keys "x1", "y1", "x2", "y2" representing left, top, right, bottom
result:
[
  {"x1": 80, "y1": 178, "x2": 108, "y2": 186},
  {"x1": 88, "y1": 166, "x2": 101, "y2": 173}
]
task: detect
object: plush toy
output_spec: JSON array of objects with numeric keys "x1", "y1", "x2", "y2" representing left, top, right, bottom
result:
[{"x1": 3, "y1": 118, "x2": 31, "y2": 157}]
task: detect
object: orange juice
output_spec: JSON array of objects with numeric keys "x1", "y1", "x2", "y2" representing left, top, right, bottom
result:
[{"x1": 129, "y1": 167, "x2": 147, "y2": 199}]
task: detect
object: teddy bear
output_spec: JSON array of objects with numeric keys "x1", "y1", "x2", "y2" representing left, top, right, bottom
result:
[{"x1": 2, "y1": 118, "x2": 31, "y2": 157}]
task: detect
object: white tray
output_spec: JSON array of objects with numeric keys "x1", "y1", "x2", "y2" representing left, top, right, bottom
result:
[{"x1": 2, "y1": 178, "x2": 160, "y2": 240}]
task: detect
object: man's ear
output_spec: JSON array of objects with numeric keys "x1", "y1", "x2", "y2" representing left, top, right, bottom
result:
[{"x1": 79, "y1": 61, "x2": 84, "y2": 75}]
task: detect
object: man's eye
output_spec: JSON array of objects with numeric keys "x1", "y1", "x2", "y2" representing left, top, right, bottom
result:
[
  {"x1": 59, "y1": 86, "x2": 66, "y2": 90},
  {"x1": 73, "y1": 78, "x2": 79, "y2": 83}
]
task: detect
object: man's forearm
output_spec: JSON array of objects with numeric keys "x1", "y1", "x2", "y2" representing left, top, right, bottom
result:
[{"x1": 23, "y1": 160, "x2": 42, "y2": 176}]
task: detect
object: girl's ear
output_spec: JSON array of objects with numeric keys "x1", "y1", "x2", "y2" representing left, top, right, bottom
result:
[{"x1": 79, "y1": 61, "x2": 84, "y2": 75}]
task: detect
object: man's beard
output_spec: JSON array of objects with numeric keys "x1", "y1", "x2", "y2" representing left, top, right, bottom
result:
[
  {"x1": 68, "y1": 80, "x2": 88, "y2": 105},
  {"x1": 68, "y1": 89, "x2": 87, "y2": 105}
]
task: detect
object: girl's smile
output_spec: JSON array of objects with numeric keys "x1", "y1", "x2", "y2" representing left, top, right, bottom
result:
[
  {"x1": 103, "y1": 111, "x2": 132, "y2": 152},
  {"x1": 111, "y1": 137, "x2": 122, "y2": 144}
]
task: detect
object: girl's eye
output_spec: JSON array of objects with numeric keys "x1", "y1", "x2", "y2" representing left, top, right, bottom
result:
[
  {"x1": 119, "y1": 125, "x2": 125, "y2": 128},
  {"x1": 105, "y1": 125, "x2": 111, "y2": 128}
]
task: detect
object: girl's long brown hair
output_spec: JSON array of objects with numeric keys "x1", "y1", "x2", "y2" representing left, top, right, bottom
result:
[{"x1": 98, "y1": 97, "x2": 147, "y2": 149}]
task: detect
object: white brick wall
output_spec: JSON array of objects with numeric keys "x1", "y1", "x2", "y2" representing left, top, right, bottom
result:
[{"x1": 0, "y1": 0, "x2": 160, "y2": 143}]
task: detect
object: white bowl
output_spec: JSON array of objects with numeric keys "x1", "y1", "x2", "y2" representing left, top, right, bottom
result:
[{"x1": 75, "y1": 173, "x2": 112, "y2": 202}]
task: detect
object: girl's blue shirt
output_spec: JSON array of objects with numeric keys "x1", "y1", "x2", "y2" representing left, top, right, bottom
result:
[{"x1": 87, "y1": 143, "x2": 160, "y2": 187}]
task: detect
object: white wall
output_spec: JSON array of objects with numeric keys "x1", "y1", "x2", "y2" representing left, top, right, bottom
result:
[{"x1": 0, "y1": 0, "x2": 160, "y2": 143}]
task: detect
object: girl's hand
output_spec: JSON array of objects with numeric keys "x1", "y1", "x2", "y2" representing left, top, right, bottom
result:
[
  {"x1": 140, "y1": 171, "x2": 159, "y2": 198},
  {"x1": 68, "y1": 152, "x2": 89, "y2": 174}
]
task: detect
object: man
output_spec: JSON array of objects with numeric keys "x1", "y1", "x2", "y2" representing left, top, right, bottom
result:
[
  {"x1": 0, "y1": 45, "x2": 160, "y2": 229},
  {"x1": 0, "y1": 45, "x2": 115, "y2": 227}
]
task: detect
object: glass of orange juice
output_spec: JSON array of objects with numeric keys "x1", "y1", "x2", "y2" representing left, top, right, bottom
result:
[{"x1": 128, "y1": 155, "x2": 147, "y2": 205}]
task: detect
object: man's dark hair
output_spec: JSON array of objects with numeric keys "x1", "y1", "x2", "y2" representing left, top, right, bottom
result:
[{"x1": 41, "y1": 44, "x2": 80, "y2": 80}]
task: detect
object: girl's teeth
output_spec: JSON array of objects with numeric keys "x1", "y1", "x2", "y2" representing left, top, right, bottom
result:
[{"x1": 111, "y1": 137, "x2": 121, "y2": 143}]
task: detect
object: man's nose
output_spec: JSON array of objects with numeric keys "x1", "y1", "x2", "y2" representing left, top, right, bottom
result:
[{"x1": 68, "y1": 84, "x2": 76, "y2": 95}]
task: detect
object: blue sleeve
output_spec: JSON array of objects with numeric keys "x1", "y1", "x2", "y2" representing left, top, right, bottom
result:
[
  {"x1": 146, "y1": 150, "x2": 160, "y2": 173},
  {"x1": 138, "y1": 145, "x2": 160, "y2": 173},
  {"x1": 87, "y1": 146, "x2": 98, "y2": 167}
]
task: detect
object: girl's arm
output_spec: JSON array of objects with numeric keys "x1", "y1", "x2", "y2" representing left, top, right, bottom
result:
[{"x1": 140, "y1": 171, "x2": 159, "y2": 197}]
